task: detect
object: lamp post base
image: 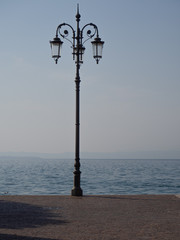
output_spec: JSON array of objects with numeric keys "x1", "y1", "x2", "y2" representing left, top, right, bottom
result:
[{"x1": 71, "y1": 187, "x2": 83, "y2": 196}]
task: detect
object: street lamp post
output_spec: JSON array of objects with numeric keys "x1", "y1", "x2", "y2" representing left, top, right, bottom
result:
[{"x1": 50, "y1": 5, "x2": 104, "y2": 196}]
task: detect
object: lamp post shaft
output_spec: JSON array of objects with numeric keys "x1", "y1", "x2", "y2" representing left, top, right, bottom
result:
[{"x1": 71, "y1": 7, "x2": 83, "y2": 196}]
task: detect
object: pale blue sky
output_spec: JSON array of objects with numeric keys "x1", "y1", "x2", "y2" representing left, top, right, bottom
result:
[{"x1": 0, "y1": 0, "x2": 180, "y2": 157}]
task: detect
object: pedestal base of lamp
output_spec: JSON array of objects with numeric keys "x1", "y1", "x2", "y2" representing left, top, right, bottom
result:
[{"x1": 71, "y1": 187, "x2": 83, "y2": 196}]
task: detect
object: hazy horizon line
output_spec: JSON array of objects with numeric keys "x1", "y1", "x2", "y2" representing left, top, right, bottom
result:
[{"x1": 0, "y1": 150, "x2": 180, "y2": 159}]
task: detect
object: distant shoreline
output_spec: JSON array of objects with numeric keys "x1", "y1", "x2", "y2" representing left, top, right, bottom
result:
[
  {"x1": 0, "y1": 156, "x2": 180, "y2": 161},
  {"x1": 0, "y1": 150, "x2": 180, "y2": 159}
]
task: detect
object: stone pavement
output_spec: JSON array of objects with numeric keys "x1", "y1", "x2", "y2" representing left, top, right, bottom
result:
[{"x1": 0, "y1": 195, "x2": 179, "y2": 240}]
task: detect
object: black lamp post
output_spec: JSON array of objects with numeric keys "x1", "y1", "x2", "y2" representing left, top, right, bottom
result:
[{"x1": 50, "y1": 5, "x2": 104, "y2": 196}]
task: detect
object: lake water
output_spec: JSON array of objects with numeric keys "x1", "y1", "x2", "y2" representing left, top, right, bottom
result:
[{"x1": 0, "y1": 158, "x2": 179, "y2": 195}]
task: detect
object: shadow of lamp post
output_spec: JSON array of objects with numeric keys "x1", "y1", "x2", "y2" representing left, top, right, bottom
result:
[{"x1": 50, "y1": 5, "x2": 104, "y2": 196}]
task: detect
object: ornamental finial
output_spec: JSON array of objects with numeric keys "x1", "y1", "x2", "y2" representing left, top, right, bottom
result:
[
  {"x1": 76, "y1": 3, "x2": 81, "y2": 19},
  {"x1": 77, "y1": 4, "x2": 79, "y2": 14}
]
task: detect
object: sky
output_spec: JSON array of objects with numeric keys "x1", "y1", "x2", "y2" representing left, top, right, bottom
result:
[{"x1": 0, "y1": 0, "x2": 180, "y2": 158}]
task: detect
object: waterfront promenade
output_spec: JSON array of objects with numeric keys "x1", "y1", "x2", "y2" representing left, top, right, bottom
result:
[{"x1": 0, "y1": 195, "x2": 179, "y2": 239}]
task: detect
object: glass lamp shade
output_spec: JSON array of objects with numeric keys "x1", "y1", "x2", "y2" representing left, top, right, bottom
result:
[
  {"x1": 50, "y1": 37, "x2": 63, "y2": 64},
  {"x1": 91, "y1": 37, "x2": 104, "y2": 64}
]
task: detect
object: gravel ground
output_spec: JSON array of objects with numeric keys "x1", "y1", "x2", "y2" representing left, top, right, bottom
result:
[{"x1": 0, "y1": 195, "x2": 179, "y2": 240}]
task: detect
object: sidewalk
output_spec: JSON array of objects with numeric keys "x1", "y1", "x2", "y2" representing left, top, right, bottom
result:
[{"x1": 0, "y1": 195, "x2": 179, "y2": 240}]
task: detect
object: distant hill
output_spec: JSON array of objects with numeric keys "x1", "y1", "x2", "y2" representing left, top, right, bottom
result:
[{"x1": 0, "y1": 151, "x2": 180, "y2": 159}]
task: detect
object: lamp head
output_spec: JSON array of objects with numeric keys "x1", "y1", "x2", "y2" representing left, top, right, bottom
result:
[
  {"x1": 91, "y1": 37, "x2": 104, "y2": 64},
  {"x1": 50, "y1": 37, "x2": 63, "y2": 64}
]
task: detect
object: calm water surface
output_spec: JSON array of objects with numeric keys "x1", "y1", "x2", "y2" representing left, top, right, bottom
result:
[{"x1": 0, "y1": 158, "x2": 179, "y2": 195}]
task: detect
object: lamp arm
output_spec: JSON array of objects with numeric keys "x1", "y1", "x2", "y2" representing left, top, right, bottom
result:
[
  {"x1": 56, "y1": 23, "x2": 75, "y2": 46},
  {"x1": 81, "y1": 23, "x2": 99, "y2": 45}
]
